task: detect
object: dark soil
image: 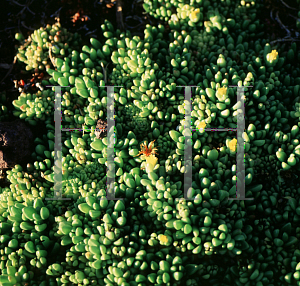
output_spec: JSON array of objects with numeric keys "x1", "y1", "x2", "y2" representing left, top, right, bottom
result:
[
  {"x1": 258, "y1": 0, "x2": 300, "y2": 42},
  {"x1": 0, "y1": 119, "x2": 34, "y2": 169}
]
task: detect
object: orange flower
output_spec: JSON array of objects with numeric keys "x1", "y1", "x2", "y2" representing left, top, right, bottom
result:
[{"x1": 134, "y1": 140, "x2": 160, "y2": 158}]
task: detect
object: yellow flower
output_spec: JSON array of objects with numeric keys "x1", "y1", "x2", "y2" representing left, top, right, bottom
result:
[
  {"x1": 190, "y1": 8, "x2": 201, "y2": 23},
  {"x1": 216, "y1": 87, "x2": 227, "y2": 101},
  {"x1": 145, "y1": 155, "x2": 158, "y2": 173},
  {"x1": 160, "y1": 235, "x2": 168, "y2": 243},
  {"x1": 197, "y1": 121, "x2": 206, "y2": 130},
  {"x1": 146, "y1": 154, "x2": 158, "y2": 166},
  {"x1": 219, "y1": 87, "x2": 227, "y2": 95},
  {"x1": 229, "y1": 138, "x2": 237, "y2": 152},
  {"x1": 267, "y1": 50, "x2": 278, "y2": 62}
]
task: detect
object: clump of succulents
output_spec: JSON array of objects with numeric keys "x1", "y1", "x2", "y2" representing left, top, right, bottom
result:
[
  {"x1": 1, "y1": 0, "x2": 300, "y2": 285},
  {"x1": 12, "y1": 89, "x2": 55, "y2": 125},
  {"x1": 16, "y1": 22, "x2": 82, "y2": 72}
]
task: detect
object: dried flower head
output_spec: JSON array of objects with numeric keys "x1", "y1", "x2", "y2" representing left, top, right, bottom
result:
[
  {"x1": 95, "y1": 119, "x2": 107, "y2": 140},
  {"x1": 134, "y1": 140, "x2": 160, "y2": 158}
]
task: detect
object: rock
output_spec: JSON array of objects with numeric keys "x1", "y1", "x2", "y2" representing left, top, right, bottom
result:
[{"x1": 0, "y1": 119, "x2": 33, "y2": 170}]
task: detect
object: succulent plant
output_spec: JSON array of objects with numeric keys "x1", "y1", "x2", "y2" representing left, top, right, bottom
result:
[
  {"x1": 2, "y1": 1, "x2": 300, "y2": 285},
  {"x1": 16, "y1": 22, "x2": 82, "y2": 72}
]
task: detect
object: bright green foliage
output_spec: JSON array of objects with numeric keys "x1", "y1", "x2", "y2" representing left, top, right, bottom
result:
[{"x1": 1, "y1": 1, "x2": 300, "y2": 285}]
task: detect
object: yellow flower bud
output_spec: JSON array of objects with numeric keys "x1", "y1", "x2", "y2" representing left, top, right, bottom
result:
[
  {"x1": 267, "y1": 50, "x2": 278, "y2": 62},
  {"x1": 197, "y1": 121, "x2": 206, "y2": 131},
  {"x1": 145, "y1": 155, "x2": 158, "y2": 173},
  {"x1": 216, "y1": 87, "x2": 227, "y2": 101},
  {"x1": 190, "y1": 8, "x2": 201, "y2": 23},
  {"x1": 160, "y1": 235, "x2": 168, "y2": 243},
  {"x1": 229, "y1": 138, "x2": 237, "y2": 152}
]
